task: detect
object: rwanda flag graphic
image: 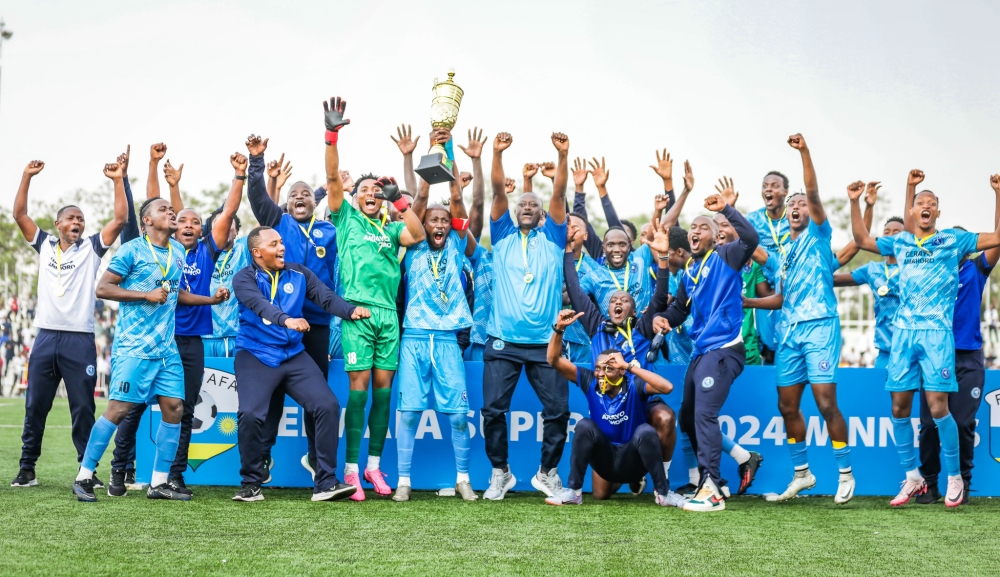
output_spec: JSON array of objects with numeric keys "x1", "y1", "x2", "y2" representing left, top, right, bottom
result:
[{"x1": 149, "y1": 361, "x2": 239, "y2": 471}]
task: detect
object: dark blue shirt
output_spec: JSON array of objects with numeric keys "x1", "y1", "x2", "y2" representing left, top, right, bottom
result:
[
  {"x1": 175, "y1": 238, "x2": 220, "y2": 336},
  {"x1": 576, "y1": 367, "x2": 649, "y2": 445},
  {"x1": 233, "y1": 262, "x2": 357, "y2": 368},
  {"x1": 954, "y1": 253, "x2": 994, "y2": 351}
]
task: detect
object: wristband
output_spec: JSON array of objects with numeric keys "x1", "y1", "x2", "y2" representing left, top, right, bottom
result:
[
  {"x1": 552, "y1": 324, "x2": 565, "y2": 334},
  {"x1": 392, "y1": 197, "x2": 410, "y2": 212},
  {"x1": 657, "y1": 255, "x2": 669, "y2": 261},
  {"x1": 325, "y1": 130, "x2": 339, "y2": 145},
  {"x1": 451, "y1": 218, "x2": 469, "y2": 231},
  {"x1": 234, "y1": 174, "x2": 247, "y2": 181}
]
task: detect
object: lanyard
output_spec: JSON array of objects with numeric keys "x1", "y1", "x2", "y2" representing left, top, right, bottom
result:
[
  {"x1": 364, "y1": 213, "x2": 388, "y2": 252},
  {"x1": 684, "y1": 250, "x2": 714, "y2": 306},
  {"x1": 767, "y1": 208, "x2": 790, "y2": 255},
  {"x1": 430, "y1": 250, "x2": 444, "y2": 279},
  {"x1": 617, "y1": 324, "x2": 635, "y2": 355},
  {"x1": 608, "y1": 261, "x2": 630, "y2": 292},
  {"x1": 264, "y1": 270, "x2": 280, "y2": 304},
  {"x1": 215, "y1": 247, "x2": 233, "y2": 277},
  {"x1": 429, "y1": 248, "x2": 449, "y2": 303},
  {"x1": 883, "y1": 261, "x2": 899, "y2": 281},
  {"x1": 576, "y1": 252, "x2": 584, "y2": 272},
  {"x1": 648, "y1": 266, "x2": 655, "y2": 281},
  {"x1": 298, "y1": 215, "x2": 319, "y2": 247},
  {"x1": 55, "y1": 243, "x2": 64, "y2": 285},
  {"x1": 145, "y1": 235, "x2": 173, "y2": 279},
  {"x1": 520, "y1": 231, "x2": 531, "y2": 273},
  {"x1": 915, "y1": 232, "x2": 936, "y2": 253}
]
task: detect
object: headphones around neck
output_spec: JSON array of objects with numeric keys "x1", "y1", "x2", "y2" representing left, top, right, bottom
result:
[{"x1": 602, "y1": 315, "x2": 634, "y2": 335}]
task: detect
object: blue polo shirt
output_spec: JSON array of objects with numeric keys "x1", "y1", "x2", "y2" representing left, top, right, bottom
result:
[
  {"x1": 175, "y1": 238, "x2": 221, "y2": 337},
  {"x1": 576, "y1": 367, "x2": 649, "y2": 446},
  {"x1": 487, "y1": 212, "x2": 566, "y2": 344},
  {"x1": 954, "y1": 253, "x2": 994, "y2": 350}
]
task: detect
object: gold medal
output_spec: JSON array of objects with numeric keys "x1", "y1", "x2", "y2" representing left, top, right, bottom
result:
[
  {"x1": 263, "y1": 318, "x2": 272, "y2": 325},
  {"x1": 53, "y1": 285, "x2": 66, "y2": 297},
  {"x1": 316, "y1": 246, "x2": 327, "y2": 258},
  {"x1": 161, "y1": 280, "x2": 170, "y2": 291},
  {"x1": 524, "y1": 272, "x2": 534, "y2": 284},
  {"x1": 877, "y1": 285, "x2": 888, "y2": 297}
]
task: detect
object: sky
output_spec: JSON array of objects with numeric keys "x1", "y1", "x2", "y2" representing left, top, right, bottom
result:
[{"x1": 1, "y1": 0, "x2": 999, "y2": 233}]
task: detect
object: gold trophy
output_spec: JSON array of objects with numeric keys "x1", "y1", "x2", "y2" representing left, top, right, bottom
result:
[{"x1": 415, "y1": 69, "x2": 463, "y2": 185}]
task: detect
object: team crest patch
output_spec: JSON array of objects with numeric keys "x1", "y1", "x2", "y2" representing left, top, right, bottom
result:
[
  {"x1": 312, "y1": 229, "x2": 324, "y2": 239},
  {"x1": 461, "y1": 390, "x2": 468, "y2": 402},
  {"x1": 942, "y1": 367, "x2": 951, "y2": 380},
  {"x1": 819, "y1": 360, "x2": 831, "y2": 371},
  {"x1": 742, "y1": 264, "x2": 751, "y2": 273},
  {"x1": 492, "y1": 339, "x2": 505, "y2": 351},
  {"x1": 283, "y1": 283, "x2": 294, "y2": 294},
  {"x1": 702, "y1": 376, "x2": 715, "y2": 389},
  {"x1": 86, "y1": 365, "x2": 95, "y2": 376},
  {"x1": 972, "y1": 387, "x2": 981, "y2": 399},
  {"x1": 529, "y1": 238, "x2": 538, "y2": 249},
  {"x1": 987, "y1": 387, "x2": 1000, "y2": 464},
  {"x1": 701, "y1": 266, "x2": 711, "y2": 278},
  {"x1": 932, "y1": 236, "x2": 944, "y2": 246}
]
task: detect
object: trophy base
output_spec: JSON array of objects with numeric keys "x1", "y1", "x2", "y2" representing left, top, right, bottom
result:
[{"x1": 415, "y1": 153, "x2": 455, "y2": 185}]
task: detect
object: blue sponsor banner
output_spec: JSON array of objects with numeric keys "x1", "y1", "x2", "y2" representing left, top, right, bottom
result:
[{"x1": 136, "y1": 361, "x2": 1000, "y2": 496}]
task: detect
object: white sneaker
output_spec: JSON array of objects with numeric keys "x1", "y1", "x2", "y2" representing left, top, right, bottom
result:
[
  {"x1": 300, "y1": 454, "x2": 315, "y2": 481},
  {"x1": 683, "y1": 478, "x2": 726, "y2": 512},
  {"x1": 483, "y1": 468, "x2": 516, "y2": 500},
  {"x1": 530, "y1": 467, "x2": 563, "y2": 498},
  {"x1": 545, "y1": 487, "x2": 582, "y2": 506},
  {"x1": 834, "y1": 472, "x2": 855, "y2": 504},
  {"x1": 765, "y1": 470, "x2": 816, "y2": 502},
  {"x1": 655, "y1": 490, "x2": 688, "y2": 508}
]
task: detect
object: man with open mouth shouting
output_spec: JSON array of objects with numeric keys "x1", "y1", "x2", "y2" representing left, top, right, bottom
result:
[
  {"x1": 747, "y1": 168, "x2": 793, "y2": 365},
  {"x1": 653, "y1": 179, "x2": 759, "y2": 512},
  {"x1": 851, "y1": 170, "x2": 1000, "y2": 509},
  {"x1": 323, "y1": 96, "x2": 426, "y2": 500}
]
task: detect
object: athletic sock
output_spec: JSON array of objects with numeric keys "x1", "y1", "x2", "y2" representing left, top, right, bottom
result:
[
  {"x1": 396, "y1": 411, "x2": 420, "y2": 480},
  {"x1": 934, "y1": 413, "x2": 961, "y2": 477},
  {"x1": 366, "y1": 456, "x2": 381, "y2": 472},
  {"x1": 723, "y1": 436, "x2": 751, "y2": 465},
  {"x1": 788, "y1": 438, "x2": 809, "y2": 471},
  {"x1": 663, "y1": 460, "x2": 671, "y2": 482},
  {"x1": 79, "y1": 416, "x2": 117, "y2": 480},
  {"x1": 906, "y1": 468, "x2": 923, "y2": 482},
  {"x1": 456, "y1": 472, "x2": 470, "y2": 484},
  {"x1": 448, "y1": 412, "x2": 471, "y2": 475},
  {"x1": 152, "y1": 421, "x2": 181, "y2": 486},
  {"x1": 832, "y1": 440, "x2": 851, "y2": 473},
  {"x1": 397, "y1": 476, "x2": 411, "y2": 487},
  {"x1": 890, "y1": 416, "x2": 917, "y2": 472},
  {"x1": 367, "y1": 388, "x2": 392, "y2": 458},
  {"x1": 344, "y1": 463, "x2": 359, "y2": 475},
  {"x1": 345, "y1": 389, "x2": 369, "y2": 464}
]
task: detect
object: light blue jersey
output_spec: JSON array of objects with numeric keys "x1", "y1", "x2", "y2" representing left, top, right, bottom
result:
[
  {"x1": 851, "y1": 260, "x2": 900, "y2": 352},
  {"x1": 780, "y1": 219, "x2": 838, "y2": 324},
  {"x1": 665, "y1": 269, "x2": 694, "y2": 364},
  {"x1": 209, "y1": 237, "x2": 251, "y2": 339},
  {"x1": 487, "y1": 212, "x2": 566, "y2": 344},
  {"x1": 877, "y1": 229, "x2": 978, "y2": 331},
  {"x1": 403, "y1": 231, "x2": 473, "y2": 330},
  {"x1": 748, "y1": 207, "x2": 792, "y2": 256},
  {"x1": 469, "y1": 244, "x2": 493, "y2": 346},
  {"x1": 580, "y1": 245, "x2": 654, "y2": 317},
  {"x1": 107, "y1": 236, "x2": 186, "y2": 359},
  {"x1": 564, "y1": 252, "x2": 599, "y2": 347}
]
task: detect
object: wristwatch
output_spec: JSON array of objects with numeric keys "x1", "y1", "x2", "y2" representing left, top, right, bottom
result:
[
  {"x1": 234, "y1": 174, "x2": 247, "y2": 181},
  {"x1": 552, "y1": 324, "x2": 565, "y2": 334}
]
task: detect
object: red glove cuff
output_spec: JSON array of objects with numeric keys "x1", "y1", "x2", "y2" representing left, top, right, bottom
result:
[
  {"x1": 392, "y1": 198, "x2": 410, "y2": 212},
  {"x1": 324, "y1": 130, "x2": 339, "y2": 145},
  {"x1": 451, "y1": 218, "x2": 469, "y2": 231}
]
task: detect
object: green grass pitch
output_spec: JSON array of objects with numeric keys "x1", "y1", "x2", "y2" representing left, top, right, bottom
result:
[{"x1": 1, "y1": 399, "x2": 998, "y2": 576}]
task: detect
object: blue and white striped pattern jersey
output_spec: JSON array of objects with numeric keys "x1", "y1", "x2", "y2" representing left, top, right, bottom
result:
[
  {"x1": 107, "y1": 237, "x2": 186, "y2": 359},
  {"x1": 469, "y1": 244, "x2": 493, "y2": 346},
  {"x1": 210, "y1": 237, "x2": 251, "y2": 339},
  {"x1": 851, "y1": 260, "x2": 900, "y2": 351},
  {"x1": 579, "y1": 244, "x2": 654, "y2": 318},
  {"x1": 748, "y1": 207, "x2": 792, "y2": 256},
  {"x1": 564, "y1": 252, "x2": 600, "y2": 346},
  {"x1": 403, "y1": 231, "x2": 473, "y2": 330},
  {"x1": 779, "y1": 219, "x2": 838, "y2": 324},
  {"x1": 877, "y1": 229, "x2": 978, "y2": 331},
  {"x1": 665, "y1": 269, "x2": 695, "y2": 364}
]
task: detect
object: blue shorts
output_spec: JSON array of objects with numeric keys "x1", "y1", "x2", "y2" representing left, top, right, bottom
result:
[
  {"x1": 776, "y1": 317, "x2": 840, "y2": 387},
  {"x1": 464, "y1": 343, "x2": 485, "y2": 361},
  {"x1": 564, "y1": 340, "x2": 592, "y2": 365},
  {"x1": 203, "y1": 337, "x2": 236, "y2": 358},
  {"x1": 109, "y1": 353, "x2": 185, "y2": 404},
  {"x1": 398, "y1": 331, "x2": 469, "y2": 413},
  {"x1": 874, "y1": 349, "x2": 890, "y2": 370},
  {"x1": 887, "y1": 328, "x2": 957, "y2": 393}
]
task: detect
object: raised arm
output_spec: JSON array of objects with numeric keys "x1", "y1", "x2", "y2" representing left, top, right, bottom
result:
[
  {"x1": 588, "y1": 157, "x2": 623, "y2": 229},
  {"x1": 146, "y1": 143, "x2": 166, "y2": 200},
  {"x1": 490, "y1": 132, "x2": 513, "y2": 222},
  {"x1": 266, "y1": 153, "x2": 290, "y2": 205},
  {"x1": 707, "y1": 180, "x2": 759, "y2": 270},
  {"x1": 606, "y1": 353, "x2": 673, "y2": 395},
  {"x1": 13, "y1": 161, "x2": 44, "y2": 242},
  {"x1": 377, "y1": 176, "x2": 425, "y2": 247},
  {"x1": 390, "y1": 124, "x2": 420, "y2": 194},
  {"x1": 788, "y1": 133, "x2": 824, "y2": 225},
  {"x1": 457, "y1": 127, "x2": 487, "y2": 239},
  {"x1": 246, "y1": 135, "x2": 282, "y2": 227},
  {"x1": 118, "y1": 147, "x2": 141, "y2": 243},
  {"x1": 563, "y1": 244, "x2": 603, "y2": 337},
  {"x1": 549, "y1": 132, "x2": 569, "y2": 225},
  {"x1": 412, "y1": 173, "x2": 431, "y2": 223},
  {"x1": 100, "y1": 158, "x2": 129, "y2": 247},
  {"x1": 848, "y1": 181, "x2": 879, "y2": 253},
  {"x1": 449, "y1": 161, "x2": 478, "y2": 257},
  {"x1": 523, "y1": 163, "x2": 537, "y2": 194},
  {"x1": 163, "y1": 159, "x2": 184, "y2": 212},
  {"x1": 638, "y1": 218, "x2": 672, "y2": 338},
  {"x1": 903, "y1": 169, "x2": 923, "y2": 235},
  {"x1": 547, "y1": 311, "x2": 586, "y2": 382},
  {"x1": 211, "y1": 152, "x2": 248, "y2": 249},
  {"x1": 985, "y1": 174, "x2": 1000, "y2": 266},
  {"x1": 322, "y1": 95, "x2": 350, "y2": 214}
]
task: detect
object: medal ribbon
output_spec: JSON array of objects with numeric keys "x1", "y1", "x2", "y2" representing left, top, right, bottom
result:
[
  {"x1": 684, "y1": 249, "x2": 714, "y2": 306},
  {"x1": 648, "y1": 266, "x2": 656, "y2": 281},
  {"x1": 608, "y1": 261, "x2": 630, "y2": 292},
  {"x1": 576, "y1": 252, "x2": 584, "y2": 272},
  {"x1": 215, "y1": 247, "x2": 233, "y2": 277},
  {"x1": 767, "y1": 207, "x2": 790, "y2": 256},
  {"x1": 520, "y1": 231, "x2": 531, "y2": 276},
  {"x1": 883, "y1": 261, "x2": 899, "y2": 281},
  {"x1": 363, "y1": 212, "x2": 388, "y2": 253},
  {"x1": 617, "y1": 323, "x2": 635, "y2": 356},
  {"x1": 145, "y1": 235, "x2": 173, "y2": 280},
  {"x1": 55, "y1": 242, "x2": 64, "y2": 289},
  {"x1": 264, "y1": 269, "x2": 280, "y2": 304},
  {"x1": 298, "y1": 215, "x2": 320, "y2": 252},
  {"x1": 915, "y1": 232, "x2": 936, "y2": 253}
]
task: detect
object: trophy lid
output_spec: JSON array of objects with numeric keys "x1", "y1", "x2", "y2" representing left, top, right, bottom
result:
[{"x1": 429, "y1": 69, "x2": 463, "y2": 129}]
